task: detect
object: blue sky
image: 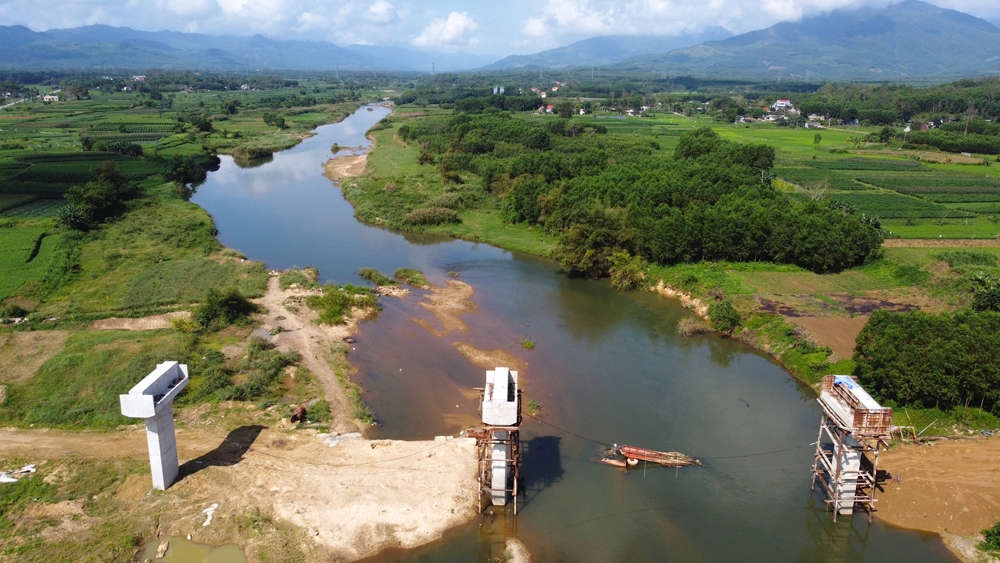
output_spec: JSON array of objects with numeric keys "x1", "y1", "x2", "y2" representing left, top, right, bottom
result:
[{"x1": 1, "y1": 0, "x2": 998, "y2": 57}]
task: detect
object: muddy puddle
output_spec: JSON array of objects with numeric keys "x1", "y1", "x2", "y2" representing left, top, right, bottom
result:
[{"x1": 139, "y1": 536, "x2": 247, "y2": 563}]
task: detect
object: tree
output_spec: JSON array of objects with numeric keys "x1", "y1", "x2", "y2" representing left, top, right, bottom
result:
[
  {"x1": 274, "y1": 116, "x2": 286, "y2": 130},
  {"x1": 556, "y1": 101, "x2": 574, "y2": 119},
  {"x1": 814, "y1": 133, "x2": 822, "y2": 145},
  {"x1": 972, "y1": 273, "x2": 1000, "y2": 312},
  {"x1": 708, "y1": 300, "x2": 742, "y2": 335}
]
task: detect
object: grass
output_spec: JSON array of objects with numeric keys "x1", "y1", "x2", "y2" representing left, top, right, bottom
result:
[
  {"x1": 0, "y1": 227, "x2": 59, "y2": 302},
  {"x1": 306, "y1": 284, "x2": 379, "y2": 325},
  {"x1": 0, "y1": 330, "x2": 195, "y2": 428},
  {"x1": 0, "y1": 457, "x2": 149, "y2": 560},
  {"x1": 359, "y1": 267, "x2": 396, "y2": 286},
  {"x1": 521, "y1": 338, "x2": 535, "y2": 350},
  {"x1": 331, "y1": 342, "x2": 376, "y2": 424},
  {"x1": 279, "y1": 267, "x2": 318, "y2": 290},
  {"x1": 393, "y1": 267, "x2": 428, "y2": 288}
]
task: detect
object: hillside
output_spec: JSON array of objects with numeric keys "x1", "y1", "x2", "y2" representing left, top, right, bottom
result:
[
  {"x1": 619, "y1": 0, "x2": 1000, "y2": 80},
  {"x1": 0, "y1": 25, "x2": 489, "y2": 72},
  {"x1": 481, "y1": 29, "x2": 730, "y2": 70}
]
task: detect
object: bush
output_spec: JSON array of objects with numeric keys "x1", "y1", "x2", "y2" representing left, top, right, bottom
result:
[
  {"x1": 708, "y1": 300, "x2": 742, "y2": 334},
  {"x1": 405, "y1": 206, "x2": 460, "y2": 226},
  {"x1": 677, "y1": 317, "x2": 708, "y2": 336},
  {"x1": 609, "y1": 250, "x2": 647, "y2": 291},
  {"x1": 980, "y1": 520, "x2": 1000, "y2": 553},
  {"x1": 394, "y1": 268, "x2": 428, "y2": 287},
  {"x1": 972, "y1": 273, "x2": 1000, "y2": 312},
  {"x1": 306, "y1": 284, "x2": 379, "y2": 325},
  {"x1": 231, "y1": 146, "x2": 274, "y2": 162},
  {"x1": 359, "y1": 268, "x2": 395, "y2": 286},
  {"x1": 193, "y1": 287, "x2": 258, "y2": 330}
]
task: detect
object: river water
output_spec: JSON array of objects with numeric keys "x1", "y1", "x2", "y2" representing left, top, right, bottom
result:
[{"x1": 191, "y1": 105, "x2": 957, "y2": 563}]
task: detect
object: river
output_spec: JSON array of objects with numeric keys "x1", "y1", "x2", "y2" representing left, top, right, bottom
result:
[{"x1": 191, "y1": 104, "x2": 957, "y2": 563}]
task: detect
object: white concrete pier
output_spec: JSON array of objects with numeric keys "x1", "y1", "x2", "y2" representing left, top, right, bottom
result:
[{"x1": 120, "y1": 361, "x2": 189, "y2": 490}]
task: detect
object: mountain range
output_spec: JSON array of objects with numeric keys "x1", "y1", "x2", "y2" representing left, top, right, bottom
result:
[
  {"x1": 0, "y1": 25, "x2": 494, "y2": 72},
  {"x1": 481, "y1": 29, "x2": 731, "y2": 70},
  {"x1": 618, "y1": 0, "x2": 1000, "y2": 80},
  {"x1": 1, "y1": 1, "x2": 999, "y2": 79}
]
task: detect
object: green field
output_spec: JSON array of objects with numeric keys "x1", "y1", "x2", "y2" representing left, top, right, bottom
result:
[{"x1": 0, "y1": 227, "x2": 59, "y2": 300}]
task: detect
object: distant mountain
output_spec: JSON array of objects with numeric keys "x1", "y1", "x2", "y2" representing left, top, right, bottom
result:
[
  {"x1": 618, "y1": 0, "x2": 1000, "y2": 80},
  {"x1": 0, "y1": 24, "x2": 487, "y2": 72},
  {"x1": 482, "y1": 29, "x2": 731, "y2": 70}
]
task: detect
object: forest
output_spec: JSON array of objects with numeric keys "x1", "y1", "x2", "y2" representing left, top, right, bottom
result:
[{"x1": 400, "y1": 110, "x2": 884, "y2": 277}]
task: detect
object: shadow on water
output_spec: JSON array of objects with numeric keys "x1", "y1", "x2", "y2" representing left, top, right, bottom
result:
[
  {"x1": 177, "y1": 425, "x2": 265, "y2": 482},
  {"x1": 520, "y1": 436, "x2": 564, "y2": 494}
]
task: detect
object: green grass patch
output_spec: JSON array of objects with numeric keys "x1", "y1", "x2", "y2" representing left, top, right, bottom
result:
[
  {"x1": 359, "y1": 267, "x2": 395, "y2": 286},
  {"x1": 331, "y1": 342, "x2": 376, "y2": 424},
  {"x1": 306, "y1": 284, "x2": 379, "y2": 325},
  {"x1": 393, "y1": 268, "x2": 428, "y2": 288},
  {"x1": 279, "y1": 267, "x2": 318, "y2": 290},
  {"x1": 0, "y1": 330, "x2": 195, "y2": 428},
  {"x1": 0, "y1": 227, "x2": 61, "y2": 301}
]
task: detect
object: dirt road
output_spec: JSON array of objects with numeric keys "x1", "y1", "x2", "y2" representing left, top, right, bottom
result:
[{"x1": 256, "y1": 274, "x2": 368, "y2": 433}]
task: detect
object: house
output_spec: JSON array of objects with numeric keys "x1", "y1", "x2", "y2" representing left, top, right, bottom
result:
[
  {"x1": 132, "y1": 75, "x2": 146, "y2": 82},
  {"x1": 805, "y1": 121, "x2": 822, "y2": 128},
  {"x1": 42, "y1": 94, "x2": 59, "y2": 102},
  {"x1": 772, "y1": 99, "x2": 794, "y2": 111},
  {"x1": 579, "y1": 108, "x2": 586, "y2": 115},
  {"x1": 540, "y1": 91, "x2": 547, "y2": 99},
  {"x1": 808, "y1": 114, "x2": 826, "y2": 121},
  {"x1": 545, "y1": 105, "x2": 554, "y2": 114}
]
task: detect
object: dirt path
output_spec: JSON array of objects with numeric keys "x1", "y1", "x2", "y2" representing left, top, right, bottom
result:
[
  {"x1": 877, "y1": 436, "x2": 1000, "y2": 542},
  {"x1": 0, "y1": 426, "x2": 478, "y2": 562},
  {"x1": 883, "y1": 239, "x2": 1000, "y2": 247},
  {"x1": 256, "y1": 275, "x2": 363, "y2": 433},
  {"x1": 91, "y1": 311, "x2": 191, "y2": 330}
]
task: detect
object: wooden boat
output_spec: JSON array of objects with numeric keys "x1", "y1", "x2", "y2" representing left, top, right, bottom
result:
[
  {"x1": 619, "y1": 445, "x2": 701, "y2": 467},
  {"x1": 596, "y1": 445, "x2": 701, "y2": 470}
]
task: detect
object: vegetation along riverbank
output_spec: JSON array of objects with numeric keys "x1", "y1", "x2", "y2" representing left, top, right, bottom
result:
[
  {"x1": 340, "y1": 85, "x2": 1000, "y2": 558},
  {"x1": 0, "y1": 75, "x2": 480, "y2": 562}
]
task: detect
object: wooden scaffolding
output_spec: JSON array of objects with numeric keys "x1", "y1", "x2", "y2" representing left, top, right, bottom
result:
[
  {"x1": 810, "y1": 375, "x2": 892, "y2": 523},
  {"x1": 471, "y1": 367, "x2": 523, "y2": 515}
]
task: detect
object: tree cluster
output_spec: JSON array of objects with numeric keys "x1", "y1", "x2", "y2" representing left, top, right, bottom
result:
[
  {"x1": 57, "y1": 161, "x2": 140, "y2": 230},
  {"x1": 402, "y1": 114, "x2": 883, "y2": 277},
  {"x1": 855, "y1": 309, "x2": 1000, "y2": 413}
]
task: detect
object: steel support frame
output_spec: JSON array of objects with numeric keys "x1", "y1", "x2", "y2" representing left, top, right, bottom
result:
[{"x1": 810, "y1": 411, "x2": 886, "y2": 523}]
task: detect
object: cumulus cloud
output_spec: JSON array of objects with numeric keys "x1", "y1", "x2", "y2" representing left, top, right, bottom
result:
[
  {"x1": 517, "y1": 0, "x2": 971, "y2": 46},
  {"x1": 364, "y1": 0, "x2": 399, "y2": 25},
  {"x1": 412, "y1": 11, "x2": 479, "y2": 48}
]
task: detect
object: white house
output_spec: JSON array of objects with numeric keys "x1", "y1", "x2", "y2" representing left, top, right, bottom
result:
[
  {"x1": 42, "y1": 94, "x2": 59, "y2": 102},
  {"x1": 772, "y1": 99, "x2": 794, "y2": 111}
]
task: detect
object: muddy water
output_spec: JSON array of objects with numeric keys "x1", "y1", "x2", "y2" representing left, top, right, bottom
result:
[
  {"x1": 139, "y1": 536, "x2": 247, "y2": 563},
  {"x1": 191, "y1": 104, "x2": 958, "y2": 563}
]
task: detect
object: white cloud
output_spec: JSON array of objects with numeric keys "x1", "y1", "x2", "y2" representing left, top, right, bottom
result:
[
  {"x1": 412, "y1": 11, "x2": 478, "y2": 48},
  {"x1": 364, "y1": 0, "x2": 398, "y2": 25}
]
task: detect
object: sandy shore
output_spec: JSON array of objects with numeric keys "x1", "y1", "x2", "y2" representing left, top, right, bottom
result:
[
  {"x1": 0, "y1": 427, "x2": 478, "y2": 562},
  {"x1": 323, "y1": 153, "x2": 368, "y2": 182},
  {"x1": 877, "y1": 436, "x2": 1000, "y2": 561}
]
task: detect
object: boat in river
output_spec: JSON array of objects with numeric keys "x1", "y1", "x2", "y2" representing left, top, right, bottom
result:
[{"x1": 598, "y1": 445, "x2": 701, "y2": 470}]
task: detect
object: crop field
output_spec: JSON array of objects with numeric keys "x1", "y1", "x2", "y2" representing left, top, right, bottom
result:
[
  {"x1": 773, "y1": 167, "x2": 866, "y2": 190},
  {"x1": 826, "y1": 193, "x2": 952, "y2": 218},
  {"x1": 0, "y1": 194, "x2": 39, "y2": 213},
  {"x1": 1, "y1": 199, "x2": 66, "y2": 218},
  {"x1": 0, "y1": 227, "x2": 58, "y2": 300}
]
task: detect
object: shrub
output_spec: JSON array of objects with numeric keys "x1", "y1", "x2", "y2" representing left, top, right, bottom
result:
[
  {"x1": 193, "y1": 287, "x2": 258, "y2": 330},
  {"x1": 359, "y1": 268, "x2": 396, "y2": 286},
  {"x1": 231, "y1": 146, "x2": 274, "y2": 162},
  {"x1": 677, "y1": 317, "x2": 708, "y2": 336},
  {"x1": 708, "y1": 299, "x2": 742, "y2": 335},
  {"x1": 393, "y1": 268, "x2": 428, "y2": 287},
  {"x1": 306, "y1": 284, "x2": 379, "y2": 325},
  {"x1": 405, "y1": 206, "x2": 460, "y2": 226},
  {"x1": 609, "y1": 250, "x2": 647, "y2": 291},
  {"x1": 972, "y1": 273, "x2": 1000, "y2": 312},
  {"x1": 980, "y1": 520, "x2": 1000, "y2": 553}
]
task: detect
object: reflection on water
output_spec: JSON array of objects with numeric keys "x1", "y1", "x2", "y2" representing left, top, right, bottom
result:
[{"x1": 191, "y1": 104, "x2": 959, "y2": 563}]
